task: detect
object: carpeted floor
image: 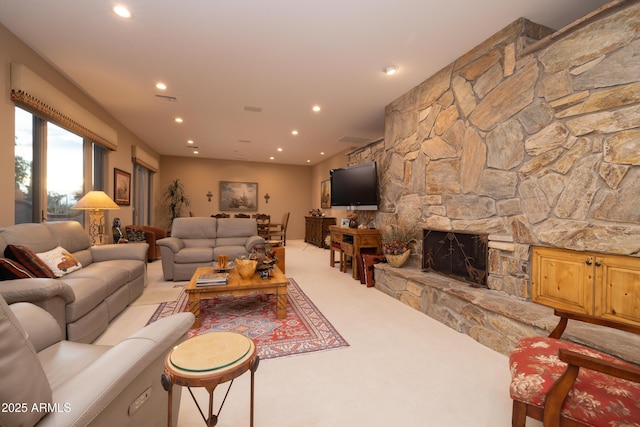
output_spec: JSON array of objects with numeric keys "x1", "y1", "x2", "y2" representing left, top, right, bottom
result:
[{"x1": 147, "y1": 279, "x2": 349, "y2": 359}]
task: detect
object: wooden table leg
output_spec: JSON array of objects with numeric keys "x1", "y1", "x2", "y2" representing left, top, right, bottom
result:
[
  {"x1": 188, "y1": 294, "x2": 202, "y2": 328},
  {"x1": 276, "y1": 289, "x2": 287, "y2": 319}
]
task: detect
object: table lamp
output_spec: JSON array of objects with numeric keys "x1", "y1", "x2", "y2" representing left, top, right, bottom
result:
[{"x1": 71, "y1": 190, "x2": 120, "y2": 245}]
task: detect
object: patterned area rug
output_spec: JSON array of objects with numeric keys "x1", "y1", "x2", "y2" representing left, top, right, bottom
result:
[{"x1": 147, "y1": 279, "x2": 349, "y2": 360}]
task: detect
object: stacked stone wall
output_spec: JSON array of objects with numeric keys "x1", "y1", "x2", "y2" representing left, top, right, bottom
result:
[{"x1": 350, "y1": 3, "x2": 640, "y2": 300}]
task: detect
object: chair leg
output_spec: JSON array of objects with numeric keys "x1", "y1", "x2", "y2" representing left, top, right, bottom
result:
[{"x1": 512, "y1": 400, "x2": 527, "y2": 427}]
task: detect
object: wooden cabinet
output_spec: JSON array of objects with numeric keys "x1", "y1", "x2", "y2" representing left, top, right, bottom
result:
[
  {"x1": 532, "y1": 246, "x2": 640, "y2": 327},
  {"x1": 304, "y1": 217, "x2": 336, "y2": 248}
]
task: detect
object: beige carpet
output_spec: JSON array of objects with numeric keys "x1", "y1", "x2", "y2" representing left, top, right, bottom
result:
[{"x1": 130, "y1": 287, "x2": 183, "y2": 305}]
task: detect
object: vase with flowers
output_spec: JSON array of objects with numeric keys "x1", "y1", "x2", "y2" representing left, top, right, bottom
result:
[{"x1": 381, "y1": 220, "x2": 417, "y2": 267}]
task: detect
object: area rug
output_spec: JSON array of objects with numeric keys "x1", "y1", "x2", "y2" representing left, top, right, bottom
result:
[{"x1": 147, "y1": 279, "x2": 349, "y2": 360}]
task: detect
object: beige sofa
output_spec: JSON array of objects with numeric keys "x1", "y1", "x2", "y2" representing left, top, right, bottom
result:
[
  {"x1": 0, "y1": 221, "x2": 148, "y2": 343},
  {"x1": 0, "y1": 293, "x2": 193, "y2": 427},
  {"x1": 157, "y1": 217, "x2": 264, "y2": 281}
]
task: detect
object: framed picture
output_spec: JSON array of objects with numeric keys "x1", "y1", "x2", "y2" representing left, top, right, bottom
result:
[
  {"x1": 341, "y1": 218, "x2": 350, "y2": 227},
  {"x1": 321, "y1": 179, "x2": 331, "y2": 209},
  {"x1": 114, "y1": 168, "x2": 131, "y2": 206},
  {"x1": 219, "y1": 181, "x2": 258, "y2": 211}
]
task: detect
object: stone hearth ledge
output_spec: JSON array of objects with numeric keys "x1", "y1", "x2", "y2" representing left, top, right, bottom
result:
[{"x1": 374, "y1": 263, "x2": 639, "y2": 365}]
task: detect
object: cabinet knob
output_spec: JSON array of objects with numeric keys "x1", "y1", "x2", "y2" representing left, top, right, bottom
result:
[
  {"x1": 585, "y1": 259, "x2": 593, "y2": 265},
  {"x1": 595, "y1": 261, "x2": 602, "y2": 267}
]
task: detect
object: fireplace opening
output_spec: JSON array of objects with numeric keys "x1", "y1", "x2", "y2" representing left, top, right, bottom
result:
[{"x1": 422, "y1": 229, "x2": 488, "y2": 287}]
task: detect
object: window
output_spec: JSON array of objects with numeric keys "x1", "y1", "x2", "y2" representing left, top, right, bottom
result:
[
  {"x1": 133, "y1": 163, "x2": 153, "y2": 225},
  {"x1": 14, "y1": 107, "x2": 106, "y2": 224}
]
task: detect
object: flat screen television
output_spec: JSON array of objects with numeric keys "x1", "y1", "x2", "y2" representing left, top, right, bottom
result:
[{"x1": 330, "y1": 161, "x2": 379, "y2": 210}]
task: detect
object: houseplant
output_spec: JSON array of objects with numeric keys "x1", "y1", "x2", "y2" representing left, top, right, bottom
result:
[
  {"x1": 163, "y1": 179, "x2": 190, "y2": 226},
  {"x1": 381, "y1": 220, "x2": 417, "y2": 267}
]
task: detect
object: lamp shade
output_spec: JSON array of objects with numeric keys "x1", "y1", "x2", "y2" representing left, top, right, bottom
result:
[{"x1": 71, "y1": 191, "x2": 120, "y2": 210}]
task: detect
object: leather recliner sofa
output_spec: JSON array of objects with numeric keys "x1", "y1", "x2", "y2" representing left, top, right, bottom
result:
[
  {"x1": 0, "y1": 293, "x2": 194, "y2": 427},
  {"x1": 0, "y1": 221, "x2": 149, "y2": 343},
  {"x1": 157, "y1": 217, "x2": 264, "y2": 281}
]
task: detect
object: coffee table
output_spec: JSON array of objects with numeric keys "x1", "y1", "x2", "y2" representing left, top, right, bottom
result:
[{"x1": 186, "y1": 265, "x2": 288, "y2": 328}]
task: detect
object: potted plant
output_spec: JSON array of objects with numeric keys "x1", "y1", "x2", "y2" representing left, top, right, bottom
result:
[
  {"x1": 381, "y1": 220, "x2": 417, "y2": 267},
  {"x1": 163, "y1": 179, "x2": 190, "y2": 226}
]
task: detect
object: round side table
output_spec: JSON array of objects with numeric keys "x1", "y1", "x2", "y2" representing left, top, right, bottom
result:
[{"x1": 161, "y1": 332, "x2": 259, "y2": 427}]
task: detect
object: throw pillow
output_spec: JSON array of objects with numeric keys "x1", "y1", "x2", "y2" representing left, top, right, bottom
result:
[
  {"x1": 4, "y1": 245, "x2": 55, "y2": 278},
  {"x1": 127, "y1": 229, "x2": 147, "y2": 242},
  {"x1": 0, "y1": 258, "x2": 35, "y2": 281},
  {"x1": 36, "y1": 246, "x2": 82, "y2": 278}
]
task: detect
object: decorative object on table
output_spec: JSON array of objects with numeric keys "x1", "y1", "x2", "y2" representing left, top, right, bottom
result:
[
  {"x1": 113, "y1": 168, "x2": 131, "y2": 206},
  {"x1": 308, "y1": 208, "x2": 323, "y2": 217},
  {"x1": 217, "y1": 254, "x2": 229, "y2": 269},
  {"x1": 112, "y1": 217, "x2": 125, "y2": 243},
  {"x1": 219, "y1": 181, "x2": 258, "y2": 211},
  {"x1": 381, "y1": 219, "x2": 417, "y2": 268},
  {"x1": 347, "y1": 212, "x2": 359, "y2": 228},
  {"x1": 71, "y1": 190, "x2": 120, "y2": 245},
  {"x1": 163, "y1": 178, "x2": 190, "y2": 227},
  {"x1": 235, "y1": 258, "x2": 258, "y2": 279},
  {"x1": 321, "y1": 179, "x2": 331, "y2": 209},
  {"x1": 245, "y1": 242, "x2": 279, "y2": 279}
]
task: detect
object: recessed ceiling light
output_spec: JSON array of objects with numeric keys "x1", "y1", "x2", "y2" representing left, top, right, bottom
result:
[
  {"x1": 156, "y1": 82, "x2": 167, "y2": 90},
  {"x1": 187, "y1": 140, "x2": 194, "y2": 144},
  {"x1": 175, "y1": 117, "x2": 183, "y2": 123},
  {"x1": 277, "y1": 148, "x2": 283, "y2": 152},
  {"x1": 113, "y1": 5, "x2": 132, "y2": 18},
  {"x1": 312, "y1": 105, "x2": 321, "y2": 112},
  {"x1": 269, "y1": 156, "x2": 275, "y2": 160},
  {"x1": 307, "y1": 160, "x2": 311, "y2": 163},
  {"x1": 385, "y1": 66, "x2": 399, "y2": 75},
  {"x1": 193, "y1": 150, "x2": 199, "y2": 155},
  {"x1": 291, "y1": 130, "x2": 299, "y2": 135},
  {"x1": 320, "y1": 152, "x2": 325, "y2": 155}
]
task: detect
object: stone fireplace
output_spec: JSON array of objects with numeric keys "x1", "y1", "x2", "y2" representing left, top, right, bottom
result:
[
  {"x1": 422, "y1": 229, "x2": 488, "y2": 287},
  {"x1": 345, "y1": 2, "x2": 640, "y2": 359}
]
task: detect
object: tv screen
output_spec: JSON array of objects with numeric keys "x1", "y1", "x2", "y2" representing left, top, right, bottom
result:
[{"x1": 330, "y1": 161, "x2": 379, "y2": 210}]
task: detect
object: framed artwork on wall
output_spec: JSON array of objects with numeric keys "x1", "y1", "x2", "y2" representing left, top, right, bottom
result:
[
  {"x1": 219, "y1": 181, "x2": 258, "y2": 211},
  {"x1": 114, "y1": 168, "x2": 131, "y2": 206},
  {"x1": 321, "y1": 179, "x2": 331, "y2": 209}
]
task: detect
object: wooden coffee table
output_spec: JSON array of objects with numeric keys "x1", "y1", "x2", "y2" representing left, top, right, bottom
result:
[{"x1": 186, "y1": 265, "x2": 288, "y2": 328}]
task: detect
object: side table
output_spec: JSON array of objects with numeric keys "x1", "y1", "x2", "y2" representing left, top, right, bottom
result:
[{"x1": 161, "y1": 332, "x2": 259, "y2": 426}]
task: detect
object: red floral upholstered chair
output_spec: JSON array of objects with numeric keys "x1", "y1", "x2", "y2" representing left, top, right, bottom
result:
[{"x1": 509, "y1": 309, "x2": 640, "y2": 427}]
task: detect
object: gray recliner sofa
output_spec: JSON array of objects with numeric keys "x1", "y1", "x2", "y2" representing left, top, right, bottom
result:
[
  {"x1": 0, "y1": 221, "x2": 148, "y2": 343},
  {"x1": 157, "y1": 217, "x2": 264, "y2": 281},
  {"x1": 0, "y1": 293, "x2": 193, "y2": 427}
]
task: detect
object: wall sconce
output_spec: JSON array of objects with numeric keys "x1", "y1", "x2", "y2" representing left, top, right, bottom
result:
[
  {"x1": 264, "y1": 193, "x2": 270, "y2": 204},
  {"x1": 206, "y1": 191, "x2": 213, "y2": 202}
]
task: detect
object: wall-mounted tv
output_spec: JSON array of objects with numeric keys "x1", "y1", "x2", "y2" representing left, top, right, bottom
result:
[{"x1": 330, "y1": 161, "x2": 379, "y2": 210}]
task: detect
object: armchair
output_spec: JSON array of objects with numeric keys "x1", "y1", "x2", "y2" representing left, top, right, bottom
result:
[
  {"x1": 125, "y1": 224, "x2": 168, "y2": 262},
  {"x1": 0, "y1": 293, "x2": 193, "y2": 427},
  {"x1": 509, "y1": 309, "x2": 640, "y2": 427}
]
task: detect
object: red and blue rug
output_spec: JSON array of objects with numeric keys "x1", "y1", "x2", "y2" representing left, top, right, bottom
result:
[{"x1": 147, "y1": 279, "x2": 349, "y2": 360}]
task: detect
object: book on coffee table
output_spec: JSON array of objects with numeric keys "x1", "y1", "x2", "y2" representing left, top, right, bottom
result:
[{"x1": 196, "y1": 272, "x2": 229, "y2": 286}]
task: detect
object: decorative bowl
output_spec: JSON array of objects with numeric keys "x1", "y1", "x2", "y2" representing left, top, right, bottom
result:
[{"x1": 235, "y1": 259, "x2": 258, "y2": 279}]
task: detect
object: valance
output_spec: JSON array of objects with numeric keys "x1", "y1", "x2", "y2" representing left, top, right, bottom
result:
[
  {"x1": 10, "y1": 63, "x2": 118, "y2": 150},
  {"x1": 131, "y1": 146, "x2": 159, "y2": 172}
]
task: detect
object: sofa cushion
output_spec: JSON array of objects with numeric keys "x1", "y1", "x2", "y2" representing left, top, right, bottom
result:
[
  {"x1": 4, "y1": 244, "x2": 55, "y2": 278},
  {"x1": 67, "y1": 263, "x2": 130, "y2": 296},
  {"x1": 44, "y1": 221, "x2": 92, "y2": 253},
  {"x1": 0, "y1": 258, "x2": 35, "y2": 280},
  {"x1": 0, "y1": 295, "x2": 52, "y2": 427},
  {"x1": 175, "y1": 247, "x2": 215, "y2": 264},
  {"x1": 39, "y1": 341, "x2": 110, "y2": 390},
  {"x1": 37, "y1": 246, "x2": 83, "y2": 277},
  {"x1": 61, "y1": 276, "x2": 108, "y2": 322},
  {"x1": 172, "y1": 217, "x2": 217, "y2": 239},
  {"x1": 0, "y1": 222, "x2": 57, "y2": 253},
  {"x1": 217, "y1": 218, "x2": 257, "y2": 237},
  {"x1": 213, "y1": 246, "x2": 249, "y2": 260}
]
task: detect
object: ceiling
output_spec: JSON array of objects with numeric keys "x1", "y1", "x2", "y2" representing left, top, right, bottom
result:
[{"x1": 0, "y1": 0, "x2": 610, "y2": 166}]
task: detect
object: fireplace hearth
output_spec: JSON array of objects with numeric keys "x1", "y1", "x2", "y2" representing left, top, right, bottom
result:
[{"x1": 422, "y1": 229, "x2": 488, "y2": 287}]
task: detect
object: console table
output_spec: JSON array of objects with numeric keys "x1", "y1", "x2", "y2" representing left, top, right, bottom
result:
[
  {"x1": 330, "y1": 226, "x2": 381, "y2": 280},
  {"x1": 305, "y1": 216, "x2": 336, "y2": 248}
]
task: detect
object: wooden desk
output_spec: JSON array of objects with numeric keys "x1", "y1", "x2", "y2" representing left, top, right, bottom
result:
[{"x1": 330, "y1": 226, "x2": 381, "y2": 280}]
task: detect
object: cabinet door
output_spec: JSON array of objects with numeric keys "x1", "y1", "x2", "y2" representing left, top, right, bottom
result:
[
  {"x1": 531, "y1": 247, "x2": 594, "y2": 314},
  {"x1": 595, "y1": 254, "x2": 640, "y2": 327}
]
